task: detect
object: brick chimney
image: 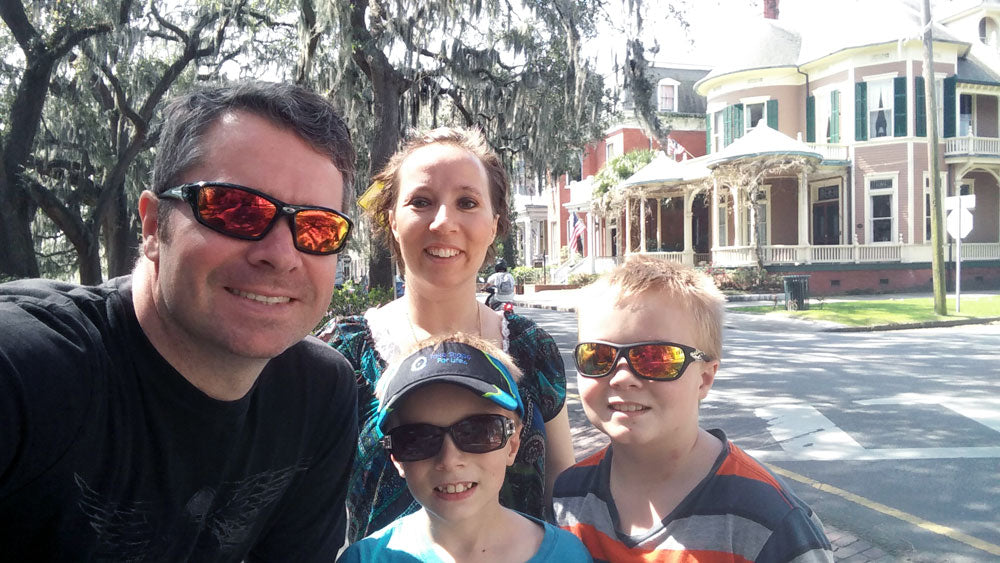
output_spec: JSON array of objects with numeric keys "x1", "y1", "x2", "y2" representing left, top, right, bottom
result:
[{"x1": 764, "y1": 0, "x2": 779, "y2": 19}]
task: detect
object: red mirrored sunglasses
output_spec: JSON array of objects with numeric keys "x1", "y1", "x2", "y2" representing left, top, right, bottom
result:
[
  {"x1": 159, "y1": 182, "x2": 352, "y2": 255},
  {"x1": 574, "y1": 340, "x2": 710, "y2": 381}
]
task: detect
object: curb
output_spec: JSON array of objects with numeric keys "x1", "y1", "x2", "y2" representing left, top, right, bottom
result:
[
  {"x1": 512, "y1": 300, "x2": 1000, "y2": 333},
  {"x1": 822, "y1": 315, "x2": 1000, "y2": 332},
  {"x1": 511, "y1": 293, "x2": 778, "y2": 314},
  {"x1": 510, "y1": 301, "x2": 576, "y2": 313}
]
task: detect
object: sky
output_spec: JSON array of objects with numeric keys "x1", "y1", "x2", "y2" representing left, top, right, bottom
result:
[{"x1": 585, "y1": 0, "x2": 968, "y2": 86}]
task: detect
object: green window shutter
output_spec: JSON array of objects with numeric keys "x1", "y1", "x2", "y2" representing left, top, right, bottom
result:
[
  {"x1": 831, "y1": 90, "x2": 841, "y2": 143},
  {"x1": 806, "y1": 95, "x2": 816, "y2": 142},
  {"x1": 734, "y1": 104, "x2": 745, "y2": 138},
  {"x1": 855, "y1": 81, "x2": 868, "y2": 141},
  {"x1": 766, "y1": 99, "x2": 778, "y2": 128},
  {"x1": 943, "y1": 76, "x2": 956, "y2": 138},
  {"x1": 914, "y1": 76, "x2": 926, "y2": 137},
  {"x1": 705, "y1": 113, "x2": 712, "y2": 154},
  {"x1": 723, "y1": 105, "x2": 732, "y2": 146},
  {"x1": 893, "y1": 76, "x2": 907, "y2": 137}
]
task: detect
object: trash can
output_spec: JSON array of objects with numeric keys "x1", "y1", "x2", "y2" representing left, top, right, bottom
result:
[{"x1": 782, "y1": 275, "x2": 810, "y2": 311}]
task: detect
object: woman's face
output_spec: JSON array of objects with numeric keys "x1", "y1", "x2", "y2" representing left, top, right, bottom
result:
[{"x1": 389, "y1": 143, "x2": 498, "y2": 291}]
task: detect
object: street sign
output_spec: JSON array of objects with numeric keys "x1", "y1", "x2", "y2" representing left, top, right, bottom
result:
[
  {"x1": 947, "y1": 207, "x2": 974, "y2": 239},
  {"x1": 944, "y1": 194, "x2": 976, "y2": 211}
]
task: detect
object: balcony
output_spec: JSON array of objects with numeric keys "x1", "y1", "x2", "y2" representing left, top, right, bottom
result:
[
  {"x1": 944, "y1": 136, "x2": 1000, "y2": 158},
  {"x1": 805, "y1": 143, "x2": 850, "y2": 162}
]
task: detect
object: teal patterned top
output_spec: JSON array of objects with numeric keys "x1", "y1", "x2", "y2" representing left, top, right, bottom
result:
[{"x1": 316, "y1": 310, "x2": 566, "y2": 544}]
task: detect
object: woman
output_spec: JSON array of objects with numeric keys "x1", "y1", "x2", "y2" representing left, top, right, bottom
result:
[{"x1": 317, "y1": 127, "x2": 575, "y2": 543}]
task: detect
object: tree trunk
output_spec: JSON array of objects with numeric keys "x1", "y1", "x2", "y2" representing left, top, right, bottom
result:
[
  {"x1": 104, "y1": 186, "x2": 138, "y2": 278},
  {"x1": 366, "y1": 68, "x2": 405, "y2": 291},
  {"x1": 0, "y1": 2, "x2": 111, "y2": 278},
  {"x1": 0, "y1": 62, "x2": 51, "y2": 279},
  {"x1": 349, "y1": 0, "x2": 408, "y2": 291}
]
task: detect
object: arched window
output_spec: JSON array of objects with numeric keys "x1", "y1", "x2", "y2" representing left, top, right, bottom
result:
[{"x1": 979, "y1": 17, "x2": 998, "y2": 46}]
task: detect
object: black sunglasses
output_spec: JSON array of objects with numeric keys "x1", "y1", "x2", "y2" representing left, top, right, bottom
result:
[
  {"x1": 380, "y1": 414, "x2": 516, "y2": 462},
  {"x1": 574, "y1": 340, "x2": 710, "y2": 381},
  {"x1": 159, "y1": 182, "x2": 353, "y2": 255}
]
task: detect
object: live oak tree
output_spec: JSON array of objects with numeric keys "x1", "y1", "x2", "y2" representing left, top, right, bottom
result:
[
  {"x1": 0, "y1": 1, "x2": 111, "y2": 279},
  {"x1": 2, "y1": 0, "x2": 278, "y2": 283}
]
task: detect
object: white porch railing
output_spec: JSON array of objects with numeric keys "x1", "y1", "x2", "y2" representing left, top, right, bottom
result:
[
  {"x1": 639, "y1": 251, "x2": 685, "y2": 263},
  {"x1": 764, "y1": 245, "x2": 799, "y2": 263},
  {"x1": 711, "y1": 246, "x2": 757, "y2": 267},
  {"x1": 645, "y1": 242, "x2": 999, "y2": 268},
  {"x1": 810, "y1": 245, "x2": 855, "y2": 262},
  {"x1": 953, "y1": 242, "x2": 1000, "y2": 260},
  {"x1": 806, "y1": 143, "x2": 849, "y2": 161},
  {"x1": 711, "y1": 243, "x2": 908, "y2": 266},
  {"x1": 944, "y1": 136, "x2": 1000, "y2": 157},
  {"x1": 856, "y1": 244, "x2": 902, "y2": 262}
]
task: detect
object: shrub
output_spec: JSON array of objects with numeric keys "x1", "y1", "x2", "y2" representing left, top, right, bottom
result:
[
  {"x1": 703, "y1": 266, "x2": 781, "y2": 293},
  {"x1": 568, "y1": 272, "x2": 600, "y2": 286},
  {"x1": 511, "y1": 266, "x2": 545, "y2": 284},
  {"x1": 314, "y1": 281, "x2": 394, "y2": 332}
]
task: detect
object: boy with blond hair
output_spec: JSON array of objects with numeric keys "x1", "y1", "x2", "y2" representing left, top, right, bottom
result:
[
  {"x1": 340, "y1": 334, "x2": 590, "y2": 562},
  {"x1": 553, "y1": 256, "x2": 832, "y2": 562}
]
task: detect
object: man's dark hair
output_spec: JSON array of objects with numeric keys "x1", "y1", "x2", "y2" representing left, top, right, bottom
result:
[{"x1": 152, "y1": 82, "x2": 356, "y2": 220}]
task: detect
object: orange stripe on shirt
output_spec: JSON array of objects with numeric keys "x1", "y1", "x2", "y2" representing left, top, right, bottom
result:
[
  {"x1": 564, "y1": 522, "x2": 754, "y2": 563},
  {"x1": 717, "y1": 443, "x2": 785, "y2": 493},
  {"x1": 576, "y1": 448, "x2": 608, "y2": 468}
]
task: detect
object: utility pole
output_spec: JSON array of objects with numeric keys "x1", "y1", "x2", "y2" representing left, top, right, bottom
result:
[{"x1": 923, "y1": 0, "x2": 948, "y2": 315}]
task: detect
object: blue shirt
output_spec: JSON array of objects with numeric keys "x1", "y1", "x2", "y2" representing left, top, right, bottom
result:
[{"x1": 338, "y1": 510, "x2": 592, "y2": 562}]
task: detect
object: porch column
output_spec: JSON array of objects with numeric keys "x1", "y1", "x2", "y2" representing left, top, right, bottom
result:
[
  {"x1": 640, "y1": 197, "x2": 648, "y2": 252},
  {"x1": 736, "y1": 189, "x2": 746, "y2": 246},
  {"x1": 624, "y1": 197, "x2": 632, "y2": 255},
  {"x1": 798, "y1": 171, "x2": 809, "y2": 263},
  {"x1": 522, "y1": 217, "x2": 532, "y2": 267},
  {"x1": 841, "y1": 172, "x2": 849, "y2": 244},
  {"x1": 711, "y1": 179, "x2": 720, "y2": 250},
  {"x1": 587, "y1": 212, "x2": 596, "y2": 273},
  {"x1": 656, "y1": 199, "x2": 663, "y2": 250},
  {"x1": 683, "y1": 191, "x2": 694, "y2": 265}
]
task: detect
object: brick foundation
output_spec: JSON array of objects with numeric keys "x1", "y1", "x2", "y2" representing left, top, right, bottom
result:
[{"x1": 769, "y1": 263, "x2": 1000, "y2": 296}]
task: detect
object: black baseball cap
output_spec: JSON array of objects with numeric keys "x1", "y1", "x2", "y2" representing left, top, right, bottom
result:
[{"x1": 374, "y1": 341, "x2": 525, "y2": 436}]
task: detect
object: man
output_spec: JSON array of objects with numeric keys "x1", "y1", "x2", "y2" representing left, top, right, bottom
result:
[
  {"x1": 482, "y1": 260, "x2": 515, "y2": 309},
  {"x1": 0, "y1": 82, "x2": 359, "y2": 561}
]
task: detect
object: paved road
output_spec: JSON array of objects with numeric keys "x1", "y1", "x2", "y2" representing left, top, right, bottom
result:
[{"x1": 517, "y1": 305, "x2": 1000, "y2": 563}]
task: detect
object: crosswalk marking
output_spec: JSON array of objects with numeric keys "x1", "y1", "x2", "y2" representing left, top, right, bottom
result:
[
  {"x1": 706, "y1": 392, "x2": 1000, "y2": 461},
  {"x1": 753, "y1": 403, "x2": 866, "y2": 460}
]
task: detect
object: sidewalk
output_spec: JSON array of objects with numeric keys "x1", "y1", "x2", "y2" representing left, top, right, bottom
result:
[{"x1": 507, "y1": 287, "x2": 1000, "y2": 332}]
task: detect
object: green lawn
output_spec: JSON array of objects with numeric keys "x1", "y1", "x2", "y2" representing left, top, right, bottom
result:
[{"x1": 731, "y1": 295, "x2": 1000, "y2": 327}]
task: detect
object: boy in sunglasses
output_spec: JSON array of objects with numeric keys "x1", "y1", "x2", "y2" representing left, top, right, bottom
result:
[
  {"x1": 0, "y1": 82, "x2": 358, "y2": 560},
  {"x1": 339, "y1": 335, "x2": 591, "y2": 562},
  {"x1": 553, "y1": 256, "x2": 832, "y2": 562}
]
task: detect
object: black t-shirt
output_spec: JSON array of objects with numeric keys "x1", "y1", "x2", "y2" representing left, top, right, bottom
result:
[{"x1": 0, "y1": 276, "x2": 357, "y2": 561}]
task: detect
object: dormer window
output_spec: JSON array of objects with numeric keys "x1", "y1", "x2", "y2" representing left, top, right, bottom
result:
[{"x1": 657, "y1": 78, "x2": 679, "y2": 112}]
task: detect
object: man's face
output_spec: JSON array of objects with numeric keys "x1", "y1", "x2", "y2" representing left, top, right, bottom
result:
[
  {"x1": 389, "y1": 383, "x2": 519, "y2": 526},
  {"x1": 576, "y1": 288, "x2": 718, "y2": 449},
  {"x1": 142, "y1": 111, "x2": 344, "y2": 361}
]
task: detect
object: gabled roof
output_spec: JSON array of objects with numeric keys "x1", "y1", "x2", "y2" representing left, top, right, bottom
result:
[{"x1": 706, "y1": 123, "x2": 822, "y2": 167}]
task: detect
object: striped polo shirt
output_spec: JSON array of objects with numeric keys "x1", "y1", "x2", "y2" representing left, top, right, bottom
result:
[{"x1": 552, "y1": 429, "x2": 833, "y2": 563}]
